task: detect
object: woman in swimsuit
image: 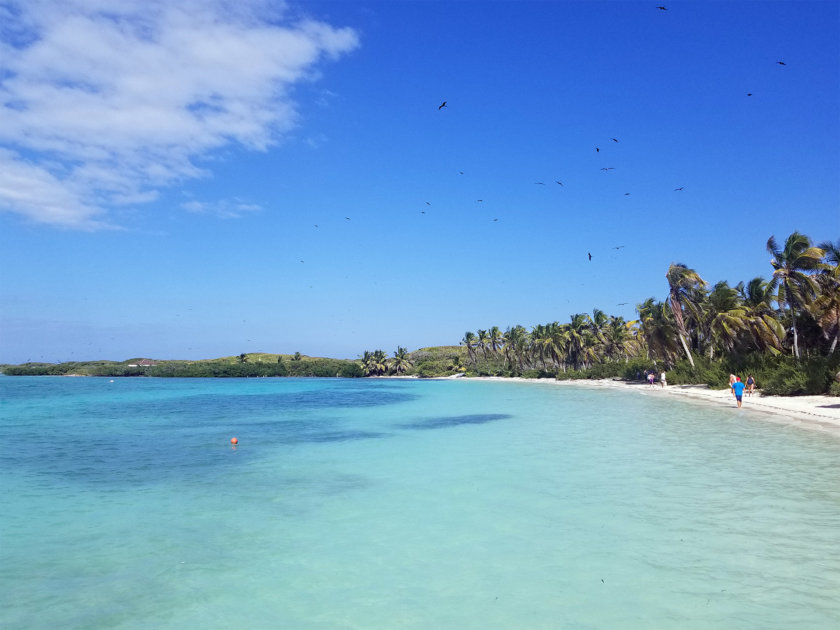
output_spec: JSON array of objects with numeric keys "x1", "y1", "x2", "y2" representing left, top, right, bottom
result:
[{"x1": 746, "y1": 375, "x2": 755, "y2": 396}]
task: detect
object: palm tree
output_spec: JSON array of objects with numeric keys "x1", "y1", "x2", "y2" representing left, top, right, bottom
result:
[
  {"x1": 767, "y1": 232, "x2": 826, "y2": 359},
  {"x1": 601, "y1": 316, "x2": 638, "y2": 361},
  {"x1": 503, "y1": 325, "x2": 529, "y2": 371},
  {"x1": 461, "y1": 332, "x2": 477, "y2": 365},
  {"x1": 390, "y1": 347, "x2": 412, "y2": 375},
  {"x1": 476, "y1": 329, "x2": 489, "y2": 359},
  {"x1": 700, "y1": 281, "x2": 748, "y2": 359},
  {"x1": 637, "y1": 298, "x2": 680, "y2": 364},
  {"x1": 665, "y1": 263, "x2": 706, "y2": 368},
  {"x1": 488, "y1": 326, "x2": 502, "y2": 356},
  {"x1": 566, "y1": 313, "x2": 593, "y2": 370},
  {"x1": 737, "y1": 277, "x2": 785, "y2": 355},
  {"x1": 812, "y1": 241, "x2": 840, "y2": 353}
]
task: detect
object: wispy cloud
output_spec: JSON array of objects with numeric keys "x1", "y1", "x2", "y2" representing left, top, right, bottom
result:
[
  {"x1": 0, "y1": 0, "x2": 358, "y2": 229},
  {"x1": 181, "y1": 197, "x2": 262, "y2": 219}
]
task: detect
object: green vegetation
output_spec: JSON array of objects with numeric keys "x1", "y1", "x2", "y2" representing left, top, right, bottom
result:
[
  {"x1": 0, "y1": 354, "x2": 363, "y2": 378},
  {"x1": 3, "y1": 232, "x2": 838, "y2": 393}
]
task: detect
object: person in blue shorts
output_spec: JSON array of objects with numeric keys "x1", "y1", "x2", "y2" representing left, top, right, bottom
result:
[{"x1": 732, "y1": 377, "x2": 746, "y2": 408}]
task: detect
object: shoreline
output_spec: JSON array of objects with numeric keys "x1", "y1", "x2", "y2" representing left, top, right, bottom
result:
[{"x1": 451, "y1": 376, "x2": 840, "y2": 437}]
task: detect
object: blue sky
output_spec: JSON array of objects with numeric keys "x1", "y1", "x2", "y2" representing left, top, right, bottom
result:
[{"x1": 1, "y1": 0, "x2": 838, "y2": 364}]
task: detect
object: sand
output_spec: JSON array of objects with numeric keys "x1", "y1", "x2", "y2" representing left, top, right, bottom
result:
[{"x1": 456, "y1": 375, "x2": 840, "y2": 437}]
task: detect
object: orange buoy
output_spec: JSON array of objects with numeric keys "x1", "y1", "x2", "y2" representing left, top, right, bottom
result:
[{"x1": 230, "y1": 437, "x2": 238, "y2": 445}]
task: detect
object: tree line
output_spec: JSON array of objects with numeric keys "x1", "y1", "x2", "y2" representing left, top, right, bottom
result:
[{"x1": 450, "y1": 232, "x2": 839, "y2": 394}]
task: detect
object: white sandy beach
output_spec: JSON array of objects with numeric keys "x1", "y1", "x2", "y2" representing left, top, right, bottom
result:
[{"x1": 456, "y1": 376, "x2": 840, "y2": 437}]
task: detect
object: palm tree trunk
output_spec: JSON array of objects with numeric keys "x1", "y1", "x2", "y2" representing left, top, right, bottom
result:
[{"x1": 678, "y1": 332, "x2": 695, "y2": 368}]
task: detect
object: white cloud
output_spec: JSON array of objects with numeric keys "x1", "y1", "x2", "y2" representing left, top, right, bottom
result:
[
  {"x1": 181, "y1": 197, "x2": 262, "y2": 219},
  {"x1": 0, "y1": 0, "x2": 358, "y2": 229}
]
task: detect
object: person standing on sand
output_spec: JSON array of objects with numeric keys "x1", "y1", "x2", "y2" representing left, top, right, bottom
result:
[
  {"x1": 648, "y1": 371, "x2": 656, "y2": 387},
  {"x1": 729, "y1": 374, "x2": 737, "y2": 397},
  {"x1": 732, "y1": 377, "x2": 746, "y2": 408},
  {"x1": 746, "y1": 374, "x2": 756, "y2": 396},
  {"x1": 660, "y1": 371, "x2": 667, "y2": 387}
]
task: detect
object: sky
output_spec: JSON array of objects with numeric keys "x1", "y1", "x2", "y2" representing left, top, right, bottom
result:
[{"x1": 0, "y1": 0, "x2": 838, "y2": 364}]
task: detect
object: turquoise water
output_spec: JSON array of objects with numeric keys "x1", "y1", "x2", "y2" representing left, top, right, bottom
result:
[{"x1": 2, "y1": 377, "x2": 839, "y2": 629}]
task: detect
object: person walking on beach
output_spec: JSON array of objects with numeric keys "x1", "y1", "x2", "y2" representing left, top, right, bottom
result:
[
  {"x1": 660, "y1": 370, "x2": 667, "y2": 387},
  {"x1": 746, "y1": 374, "x2": 756, "y2": 396},
  {"x1": 729, "y1": 374, "x2": 737, "y2": 397},
  {"x1": 648, "y1": 371, "x2": 656, "y2": 387},
  {"x1": 732, "y1": 377, "x2": 746, "y2": 408}
]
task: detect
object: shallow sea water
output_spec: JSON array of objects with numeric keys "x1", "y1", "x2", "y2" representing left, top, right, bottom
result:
[{"x1": 1, "y1": 376, "x2": 839, "y2": 629}]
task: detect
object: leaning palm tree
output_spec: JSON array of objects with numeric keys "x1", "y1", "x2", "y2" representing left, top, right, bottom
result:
[
  {"x1": 665, "y1": 263, "x2": 707, "y2": 368},
  {"x1": 767, "y1": 232, "x2": 825, "y2": 359}
]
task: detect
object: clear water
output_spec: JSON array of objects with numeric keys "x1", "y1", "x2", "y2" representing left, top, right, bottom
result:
[{"x1": 2, "y1": 377, "x2": 839, "y2": 629}]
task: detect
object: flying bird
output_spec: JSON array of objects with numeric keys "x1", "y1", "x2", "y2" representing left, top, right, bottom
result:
[
  {"x1": 624, "y1": 192, "x2": 631, "y2": 196},
  {"x1": 617, "y1": 302, "x2": 628, "y2": 306},
  {"x1": 612, "y1": 245, "x2": 625, "y2": 249},
  {"x1": 345, "y1": 216, "x2": 351, "y2": 220},
  {"x1": 596, "y1": 147, "x2": 600, "y2": 152},
  {"x1": 426, "y1": 201, "x2": 431, "y2": 205},
  {"x1": 600, "y1": 167, "x2": 615, "y2": 171},
  {"x1": 674, "y1": 186, "x2": 684, "y2": 191},
  {"x1": 555, "y1": 181, "x2": 563, "y2": 185},
  {"x1": 493, "y1": 218, "x2": 498, "y2": 222},
  {"x1": 535, "y1": 182, "x2": 546, "y2": 185},
  {"x1": 611, "y1": 138, "x2": 619, "y2": 142},
  {"x1": 657, "y1": 6, "x2": 667, "y2": 10},
  {"x1": 588, "y1": 252, "x2": 592, "y2": 261},
  {"x1": 477, "y1": 199, "x2": 483, "y2": 202},
  {"x1": 747, "y1": 92, "x2": 753, "y2": 96},
  {"x1": 776, "y1": 61, "x2": 786, "y2": 66},
  {"x1": 439, "y1": 101, "x2": 447, "y2": 109}
]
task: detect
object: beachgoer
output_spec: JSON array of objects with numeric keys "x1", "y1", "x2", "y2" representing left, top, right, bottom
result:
[
  {"x1": 660, "y1": 371, "x2": 667, "y2": 387},
  {"x1": 729, "y1": 374, "x2": 737, "y2": 397},
  {"x1": 732, "y1": 377, "x2": 746, "y2": 408},
  {"x1": 746, "y1": 374, "x2": 755, "y2": 396},
  {"x1": 648, "y1": 371, "x2": 655, "y2": 387}
]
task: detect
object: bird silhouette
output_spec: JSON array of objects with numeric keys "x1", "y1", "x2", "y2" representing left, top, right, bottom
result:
[
  {"x1": 617, "y1": 302, "x2": 628, "y2": 306},
  {"x1": 612, "y1": 245, "x2": 625, "y2": 249},
  {"x1": 611, "y1": 138, "x2": 618, "y2": 142},
  {"x1": 493, "y1": 218, "x2": 498, "y2": 222},
  {"x1": 777, "y1": 61, "x2": 786, "y2": 66},
  {"x1": 555, "y1": 181, "x2": 563, "y2": 185},
  {"x1": 600, "y1": 167, "x2": 615, "y2": 171},
  {"x1": 426, "y1": 201, "x2": 431, "y2": 205},
  {"x1": 588, "y1": 252, "x2": 592, "y2": 260},
  {"x1": 674, "y1": 186, "x2": 684, "y2": 191},
  {"x1": 624, "y1": 192, "x2": 631, "y2": 196},
  {"x1": 657, "y1": 6, "x2": 667, "y2": 10},
  {"x1": 477, "y1": 199, "x2": 483, "y2": 202},
  {"x1": 596, "y1": 147, "x2": 600, "y2": 152},
  {"x1": 314, "y1": 224, "x2": 318, "y2": 227},
  {"x1": 747, "y1": 92, "x2": 753, "y2": 96},
  {"x1": 345, "y1": 216, "x2": 351, "y2": 220},
  {"x1": 439, "y1": 101, "x2": 447, "y2": 109},
  {"x1": 535, "y1": 182, "x2": 546, "y2": 185}
]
